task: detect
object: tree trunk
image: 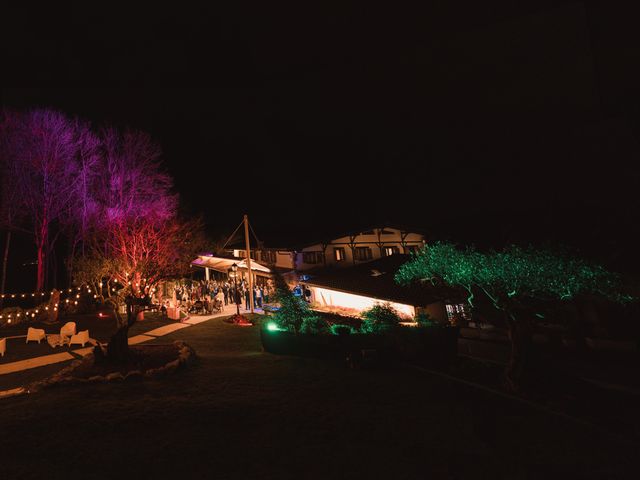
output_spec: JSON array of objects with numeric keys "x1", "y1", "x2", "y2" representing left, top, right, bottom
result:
[
  {"x1": 106, "y1": 300, "x2": 140, "y2": 363},
  {"x1": 0, "y1": 230, "x2": 11, "y2": 308},
  {"x1": 36, "y1": 227, "x2": 47, "y2": 292},
  {"x1": 504, "y1": 312, "x2": 533, "y2": 392}
]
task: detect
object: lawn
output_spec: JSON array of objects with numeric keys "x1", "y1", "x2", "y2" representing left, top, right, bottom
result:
[{"x1": 0, "y1": 315, "x2": 638, "y2": 479}]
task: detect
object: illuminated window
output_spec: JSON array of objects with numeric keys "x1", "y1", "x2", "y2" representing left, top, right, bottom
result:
[
  {"x1": 334, "y1": 247, "x2": 346, "y2": 262},
  {"x1": 303, "y1": 252, "x2": 324, "y2": 264},
  {"x1": 354, "y1": 247, "x2": 372, "y2": 261},
  {"x1": 384, "y1": 246, "x2": 399, "y2": 256}
]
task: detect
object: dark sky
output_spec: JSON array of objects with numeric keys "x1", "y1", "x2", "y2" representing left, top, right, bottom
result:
[{"x1": 2, "y1": 2, "x2": 640, "y2": 271}]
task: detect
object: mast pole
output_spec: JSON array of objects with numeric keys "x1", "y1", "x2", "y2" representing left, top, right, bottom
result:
[{"x1": 244, "y1": 214, "x2": 254, "y2": 313}]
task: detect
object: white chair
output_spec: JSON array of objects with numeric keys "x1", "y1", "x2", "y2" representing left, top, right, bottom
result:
[
  {"x1": 69, "y1": 330, "x2": 90, "y2": 347},
  {"x1": 60, "y1": 322, "x2": 77, "y2": 343},
  {"x1": 26, "y1": 327, "x2": 46, "y2": 344},
  {"x1": 0, "y1": 337, "x2": 6, "y2": 357}
]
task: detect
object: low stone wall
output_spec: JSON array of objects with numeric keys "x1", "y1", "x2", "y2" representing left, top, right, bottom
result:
[{"x1": 26, "y1": 341, "x2": 196, "y2": 393}]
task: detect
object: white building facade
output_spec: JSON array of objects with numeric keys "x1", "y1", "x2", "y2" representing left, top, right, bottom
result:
[{"x1": 230, "y1": 226, "x2": 426, "y2": 272}]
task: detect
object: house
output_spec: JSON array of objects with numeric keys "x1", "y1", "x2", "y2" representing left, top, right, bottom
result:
[
  {"x1": 227, "y1": 225, "x2": 427, "y2": 272},
  {"x1": 299, "y1": 255, "x2": 466, "y2": 321}
]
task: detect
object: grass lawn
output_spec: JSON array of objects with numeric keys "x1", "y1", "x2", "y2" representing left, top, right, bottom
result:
[{"x1": 0, "y1": 315, "x2": 638, "y2": 479}]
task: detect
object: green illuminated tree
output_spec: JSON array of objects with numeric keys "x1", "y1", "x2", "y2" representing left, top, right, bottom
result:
[
  {"x1": 271, "y1": 270, "x2": 326, "y2": 334},
  {"x1": 396, "y1": 242, "x2": 629, "y2": 390}
]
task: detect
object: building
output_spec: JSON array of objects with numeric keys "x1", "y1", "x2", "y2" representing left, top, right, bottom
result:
[
  {"x1": 299, "y1": 255, "x2": 465, "y2": 321},
  {"x1": 228, "y1": 225, "x2": 426, "y2": 273}
]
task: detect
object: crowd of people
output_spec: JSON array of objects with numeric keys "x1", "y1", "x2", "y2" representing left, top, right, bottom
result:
[{"x1": 165, "y1": 278, "x2": 274, "y2": 313}]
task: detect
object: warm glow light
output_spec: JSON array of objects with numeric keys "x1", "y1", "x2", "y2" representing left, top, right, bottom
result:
[{"x1": 308, "y1": 286, "x2": 415, "y2": 319}]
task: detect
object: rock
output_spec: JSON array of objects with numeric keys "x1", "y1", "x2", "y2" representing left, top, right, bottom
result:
[
  {"x1": 124, "y1": 370, "x2": 143, "y2": 381},
  {"x1": 105, "y1": 372, "x2": 124, "y2": 382}
]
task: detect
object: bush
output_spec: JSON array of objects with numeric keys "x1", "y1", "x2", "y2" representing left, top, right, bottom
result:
[
  {"x1": 300, "y1": 314, "x2": 329, "y2": 334},
  {"x1": 330, "y1": 324, "x2": 354, "y2": 335},
  {"x1": 416, "y1": 312, "x2": 439, "y2": 327},
  {"x1": 360, "y1": 303, "x2": 401, "y2": 334}
]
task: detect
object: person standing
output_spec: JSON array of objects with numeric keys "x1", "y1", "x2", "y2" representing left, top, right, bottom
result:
[
  {"x1": 244, "y1": 287, "x2": 250, "y2": 310},
  {"x1": 255, "y1": 285, "x2": 263, "y2": 308},
  {"x1": 223, "y1": 282, "x2": 229, "y2": 305}
]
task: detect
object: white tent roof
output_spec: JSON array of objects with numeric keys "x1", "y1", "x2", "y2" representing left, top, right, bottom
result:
[{"x1": 191, "y1": 255, "x2": 271, "y2": 274}]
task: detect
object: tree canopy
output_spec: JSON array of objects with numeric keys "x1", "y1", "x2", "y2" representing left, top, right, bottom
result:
[{"x1": 395, "y1": 242, "x2": 629, "y2": 311}]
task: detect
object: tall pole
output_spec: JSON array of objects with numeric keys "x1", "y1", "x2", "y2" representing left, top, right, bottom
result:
[
  {"x1": 234, "y1": 275, "x2": 240, "y2": 316},
  {"x1": 244, "y1": 214, "x2": 254, "y2": 313}
]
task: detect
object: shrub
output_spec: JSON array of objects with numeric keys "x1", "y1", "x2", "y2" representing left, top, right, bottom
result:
[
  {"x1": 416, "y1": 312, "x2": 439, "y2": 327},
  {"x1": 360, "y1": 303, "x2": 401, "y2": 334},
  {"x1": 330, "y1": 324, "x2": 354, "y2": 335},
  {"x1": 300, "y1": 314, "x2": 329, "y2": 334}
]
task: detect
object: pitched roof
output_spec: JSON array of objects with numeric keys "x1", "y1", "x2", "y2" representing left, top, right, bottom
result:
[
  {"x1": 225, "y1": 224, "x2": 429, "y2": 251},
  {"x1": 301, "y1": 254, "x2": 463, "y2": 307}
]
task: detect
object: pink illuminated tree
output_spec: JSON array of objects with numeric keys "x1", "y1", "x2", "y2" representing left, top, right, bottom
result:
[
  {"x1": 0, "y1": 109, "x2": 27, "y2": 302},
  {"x1": 73, "y1": 127, "x2": 205, "y2": 361},
  {"x1": 4, "y1": 110, "x2": 89, "y2": 291}
]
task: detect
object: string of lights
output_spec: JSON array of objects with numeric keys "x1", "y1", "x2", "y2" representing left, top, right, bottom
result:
[
  {"x1": 0, "y1": 285, "x2": 96, "y2": 323},
  {"x1": 1, "y1": 278, "x2": 159, "y2": 324},
  {"x1": 0, "y1": 285, "x2": 93, "y2": 299}
]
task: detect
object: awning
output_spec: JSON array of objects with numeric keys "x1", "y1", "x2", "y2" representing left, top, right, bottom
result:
[{"x1": 191, "y1": 255, "x2": 271, "y2": 274}]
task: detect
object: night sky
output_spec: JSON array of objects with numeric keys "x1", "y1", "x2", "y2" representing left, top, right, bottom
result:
[{"x1": 2, "y1": 3, "x2": 640, "y2": 273}]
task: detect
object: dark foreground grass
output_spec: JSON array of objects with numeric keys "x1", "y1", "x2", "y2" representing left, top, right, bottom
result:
[{"x1": 0, "y1": 316, "x2": 638, "y2": 479}]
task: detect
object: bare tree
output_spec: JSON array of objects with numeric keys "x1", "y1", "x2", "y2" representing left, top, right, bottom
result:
[
  {"x1": 0, "y1": 110, "x2": 29, "y2": 302},
  {"x1": 8, "y1": 110, "x2": 84, "y2": 291}
]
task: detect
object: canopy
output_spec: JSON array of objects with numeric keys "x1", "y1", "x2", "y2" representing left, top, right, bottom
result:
[{"x1": 191, "y1": 255, "x2": 271, "y2": 274}]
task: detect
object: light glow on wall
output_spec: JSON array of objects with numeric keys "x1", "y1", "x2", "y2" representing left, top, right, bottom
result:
[{"x1": 308, "y1": 286, "x2": 415, "y2": 319}]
